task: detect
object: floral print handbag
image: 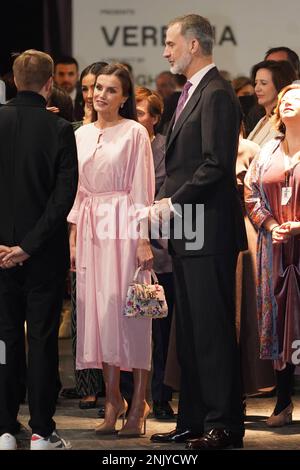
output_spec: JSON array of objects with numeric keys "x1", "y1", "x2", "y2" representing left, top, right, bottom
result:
[{"x1": 124, "y1": 267, "x2": 168, "y2": 319}]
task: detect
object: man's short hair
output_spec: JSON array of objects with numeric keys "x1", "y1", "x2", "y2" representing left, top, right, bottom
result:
[
  {"x1": 168, "y1": 14, "x2": 214, "y2": 56},
  {"x1": 54, "y1": 55, "x2": 79, "y2": 70},
  {"x1": 13, "y1": 49, "x2": 53, "y2": 92},
  {"x1": 265, "y1": 47, "x2": 300, "y2": 78}
]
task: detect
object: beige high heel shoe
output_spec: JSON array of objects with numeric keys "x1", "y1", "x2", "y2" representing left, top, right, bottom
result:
[
  {"x1": 95, "y1": 399, "x2": 128, "y2": 435},
  {"x1": 266, "y1": 402, "x2": 293, "y2": 427},
  {"x1": 118, "y1": 401, "x2": 150, "y2": 438}
]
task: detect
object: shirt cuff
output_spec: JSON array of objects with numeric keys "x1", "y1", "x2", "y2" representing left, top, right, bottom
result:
[{"x1": 168, "y1": 198, "x2": 182, "y2": 218}]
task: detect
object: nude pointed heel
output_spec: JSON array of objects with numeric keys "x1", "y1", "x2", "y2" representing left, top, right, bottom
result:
[
  {"x1": 118, "y1": 401, "x2": 150, "y2": 438},
  {"x1": 95, "y1": 398, "x2": 128, "y2": 435}
]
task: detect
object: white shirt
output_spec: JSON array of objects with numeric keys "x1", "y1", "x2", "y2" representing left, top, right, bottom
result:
[
  {"x1": 69, "y1": 88, "x2": 77, "y2": 107},
  {"x1": 183, "y1": 63, "x2": 216, "y2": 110}
]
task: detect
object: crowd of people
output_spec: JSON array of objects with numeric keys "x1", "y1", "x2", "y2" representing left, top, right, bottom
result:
[{"x1": 0, "y1": 12, "x2": 299, "y2": 451}]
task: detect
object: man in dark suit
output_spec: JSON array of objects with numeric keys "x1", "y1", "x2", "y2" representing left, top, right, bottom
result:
[
  {"x1": 150, "y1": 14, "x2": 247, "y2": 450},
  {"x1": 54, "y1": 56, "x2": 84, "y2": 121},
  {"x1": 0, "y1": 50, "x2": 78, "y2": 450}
]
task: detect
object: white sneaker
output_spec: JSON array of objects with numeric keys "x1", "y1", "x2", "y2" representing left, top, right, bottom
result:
[
  {"x1": 0, "y1": 433, "x2": 17, "y2": 450},
  {"x1": 30, "y1": 430, "x2": 72, "y2": 450}
]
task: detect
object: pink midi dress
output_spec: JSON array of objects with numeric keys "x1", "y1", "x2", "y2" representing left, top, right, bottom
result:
[{"x1": 67, "y1": 119, "x2": 155, "y2": 371}]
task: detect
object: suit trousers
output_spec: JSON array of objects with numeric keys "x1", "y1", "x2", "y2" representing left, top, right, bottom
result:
[
  {"x1": 0, "y1": 263, "x2": 66, "y2": 437},
  {"x1": 151, "y1": 272, "x2": 174, "y2": 402},
  {"x1": 172, "y1": 253, "x2": 244, "y2": 435}
]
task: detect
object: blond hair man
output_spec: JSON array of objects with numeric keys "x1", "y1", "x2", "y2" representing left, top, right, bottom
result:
[{"x1": 0, "y1": 50, "x2": 78, "y2": 450}]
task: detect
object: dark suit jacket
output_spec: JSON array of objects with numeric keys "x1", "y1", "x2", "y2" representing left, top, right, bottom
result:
[
  {"x1": 157, "y1": 67, "x2": 247, "y2": 257},
  {"x1": 74, "y1": 83, "x2": 84, "y2": 121},
  {"x1": 0, "y1": 91, "x2": 78, "y2": 274}
]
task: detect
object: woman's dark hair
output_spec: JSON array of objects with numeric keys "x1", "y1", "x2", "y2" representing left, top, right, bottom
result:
[
  {"x1": 47, "y1": 84, "x2": 74, "y2": 121},
  {"x1": 251, "y1": 60, "x2": 297, "y2": 94},
  {"x1": 79, "y1": 61, "x2": 108, "y2": 84},
  {"x1": 93, "y1": 63, "x2": 137, "y2": 121}
]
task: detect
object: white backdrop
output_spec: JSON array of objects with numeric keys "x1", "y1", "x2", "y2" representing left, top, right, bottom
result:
[{"x1": 73, "y1": 0, "x2": 300, "y2": 86}]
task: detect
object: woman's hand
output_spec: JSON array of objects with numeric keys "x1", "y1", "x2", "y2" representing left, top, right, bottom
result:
[
  {"x1": 136, "y1": 239, "x2": 153, "y2": 271},
  {"x1": 69, "y1": 224, "x2": 77, "y2": 272},
  {"x1": 83, "y1": 103, "x2": 93, "y2": 124},
  {"x1": 272, "y1": 221, "x2": 300, "y2": 244},
  {"x1": 271, "y1": 225, "x2": 289, "y2": 244}
]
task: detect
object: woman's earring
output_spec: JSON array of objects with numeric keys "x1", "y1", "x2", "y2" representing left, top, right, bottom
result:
[{"x1": 120, "y1": 103, "x2": 124, "y2": 109}]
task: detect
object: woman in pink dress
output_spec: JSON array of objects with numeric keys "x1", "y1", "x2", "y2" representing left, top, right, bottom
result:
[
  {"x1": 67, "y1": 64, "x2": 155, "y2": 436},
  {"x1": 245, "y1": 84, "x2": 300, "y2": 427}
]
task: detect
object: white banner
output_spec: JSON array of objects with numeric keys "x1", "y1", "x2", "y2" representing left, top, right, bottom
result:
[{"x1": 73, "y1": 0, "x2": 300, "y2": 86}]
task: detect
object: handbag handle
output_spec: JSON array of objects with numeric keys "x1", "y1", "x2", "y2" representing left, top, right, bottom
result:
[{"x1": 133, "y1": 267, "x2": 159, "y2": 284}]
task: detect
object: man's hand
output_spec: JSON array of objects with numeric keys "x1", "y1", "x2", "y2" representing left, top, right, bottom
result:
[
  {"x1": 0, "y1": 246, "x2": 30, "y2": 269},
  {"x1": 150, "y1": 198, "x2": 174, "y2": 223},
  {"x1": 0, "y1": 245, "x2": 12, "y2": 267}
]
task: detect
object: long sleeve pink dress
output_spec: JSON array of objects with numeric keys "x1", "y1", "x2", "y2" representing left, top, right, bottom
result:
[{"x1": 68, "y1": 119, "x2": 155, "y2": 371}]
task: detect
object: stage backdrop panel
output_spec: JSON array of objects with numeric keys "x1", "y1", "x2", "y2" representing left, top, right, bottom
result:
[{"x1": 73, "y1": 0, "x2": 300, "y2": 85}]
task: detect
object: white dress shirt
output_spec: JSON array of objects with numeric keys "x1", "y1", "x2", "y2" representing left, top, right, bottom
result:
[{"x1": 183, "y1": 63, "x2": 216, "y2": 109}]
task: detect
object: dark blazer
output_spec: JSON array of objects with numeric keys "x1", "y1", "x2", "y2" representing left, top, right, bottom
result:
[
  {"x1": 74, "y1": 83, "x2": 84, "y2": 121},
  {"x1": 0, "y1": 91, "x2": 78, "y2": 273},
  {"x1": 157, "y1": 67, "x2": 247, "y2": 256}
]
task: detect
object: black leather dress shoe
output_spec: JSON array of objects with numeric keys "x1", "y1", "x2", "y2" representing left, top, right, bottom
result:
[
  {"x1": 151, "y1": 428, "x2": 201, "y2": 443},
  {"x1": 97, "y1": 405, "x2": 105, "y2": 418},
  {"x1": 186, "y1": 428, "x2": 243, "y2": 450},
  {"x1": 60, "y1": 387, "x2": 81, "y2": 399},
  {"x1": 153, "y1": 401, "x2": 174, "y2": 420},
  {"x1": 79, "y1": 398, "x2": 97, "y2": 409}
]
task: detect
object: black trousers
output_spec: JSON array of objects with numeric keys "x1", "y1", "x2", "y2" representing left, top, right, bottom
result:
[
  {"x1": 0, "y1": 264, "x2": 66, "y2": 437},
  {"x1": 151, "y1": 272, "x2": 174, "y2": 402},
  {"x1": 173, "y1": 253, "x2": 244, "y2": 435}
]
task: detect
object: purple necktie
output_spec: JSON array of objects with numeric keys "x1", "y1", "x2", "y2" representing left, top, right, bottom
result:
[{"x1": 174, "y1": 80, "x2": 192, "y2": 124}]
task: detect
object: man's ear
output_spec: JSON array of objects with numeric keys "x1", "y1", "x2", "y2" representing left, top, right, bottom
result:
[
  {"x1": 45, "y1": 76, "x2": 53, "y2": 93},
  {"x1": 37, "y1": 75, "x2": 52, "y2": 99},
  {"x1": 190, "y1": 38, "x2": 201, "y2": 55},
  {"x1": 41, "y1": 76, "x2": 53, "y2": 99}
]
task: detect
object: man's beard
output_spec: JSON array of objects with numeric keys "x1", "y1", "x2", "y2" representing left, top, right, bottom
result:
[
  {"x1": 170, "y1": 52, "x2": 192, "y2": 75},
  {"x1": 62, "y1": 82, "x2": 75, "y2": 93}
]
